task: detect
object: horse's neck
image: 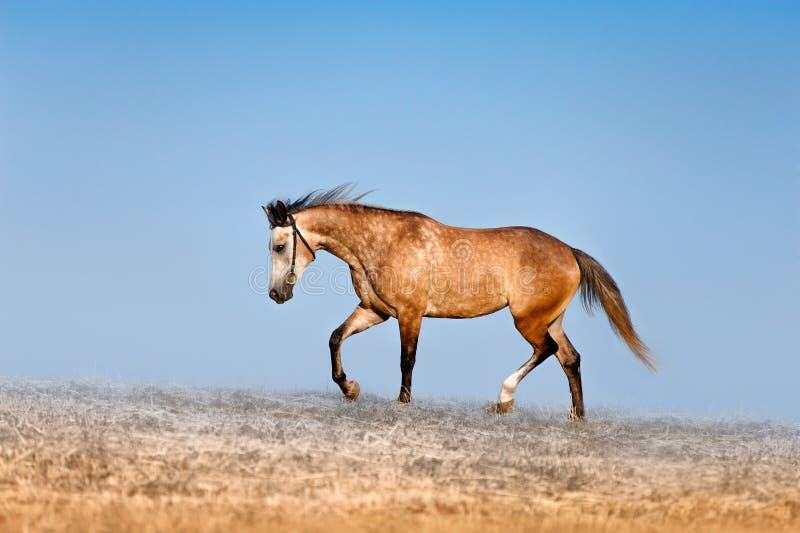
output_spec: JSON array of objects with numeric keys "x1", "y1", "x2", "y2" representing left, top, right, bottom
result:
[{"x1": 301, "y1": 206, "x2": 380, "y2": 266}]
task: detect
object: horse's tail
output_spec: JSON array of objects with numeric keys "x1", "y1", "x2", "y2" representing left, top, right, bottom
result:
[{"x1": 571, "y1": 248, "x2": 656, "y2": 371}]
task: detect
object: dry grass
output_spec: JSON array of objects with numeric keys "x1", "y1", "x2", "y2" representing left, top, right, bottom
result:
[{"x1": 0, "y1": 380, "x2": 798, "y2": 532}]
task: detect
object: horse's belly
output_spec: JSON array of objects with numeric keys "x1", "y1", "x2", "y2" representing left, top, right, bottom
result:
[{"x1": 424, "y1": 292, "x2": 508, "y2": 318}]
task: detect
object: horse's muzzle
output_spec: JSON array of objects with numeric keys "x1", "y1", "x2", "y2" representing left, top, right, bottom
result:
[{"x1": 269, "y1": 287, "x2": 293, "y2": 304}]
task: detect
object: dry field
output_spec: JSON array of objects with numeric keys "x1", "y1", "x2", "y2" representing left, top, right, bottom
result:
[{"x1": 0, "y1": 380, "x2": 798, "y2": 532}]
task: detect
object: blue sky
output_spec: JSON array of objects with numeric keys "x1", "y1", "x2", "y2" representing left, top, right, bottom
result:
[{"x1": 1, "y1": 2, "x2": 798, "y2": 419}]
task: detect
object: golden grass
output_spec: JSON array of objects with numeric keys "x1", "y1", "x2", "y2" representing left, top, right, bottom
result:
[{"x1": 1, "y1": 381, "x2": 798, "y2": 532}]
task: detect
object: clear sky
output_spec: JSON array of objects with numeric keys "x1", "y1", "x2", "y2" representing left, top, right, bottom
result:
[{"x1": 1, "y1": 2, "x2": 798, "y2": 419}]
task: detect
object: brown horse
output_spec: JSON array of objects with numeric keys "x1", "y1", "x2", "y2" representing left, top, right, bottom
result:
[{"x1": 263, "y1": 185, "x2": 654, "y2": 419}]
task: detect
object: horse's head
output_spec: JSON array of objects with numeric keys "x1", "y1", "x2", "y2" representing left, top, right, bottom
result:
[{"x1": 262, "y1": 200, "x2": 316, "y2": 304}]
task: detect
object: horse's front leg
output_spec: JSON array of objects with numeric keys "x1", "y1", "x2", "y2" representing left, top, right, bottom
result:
[
  {"x1": 397, "y1": 313, "x2": 423, "y2": 404},
  {"x1": 329, "y1": 305, "x2": 387, "y2": 400}
]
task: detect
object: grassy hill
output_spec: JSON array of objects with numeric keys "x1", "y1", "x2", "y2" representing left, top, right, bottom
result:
[{"x1": 0, "y1": 380, "x2": 798, "y2": 532}]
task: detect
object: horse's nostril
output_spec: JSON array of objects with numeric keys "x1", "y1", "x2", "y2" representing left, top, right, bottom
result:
[{"x1": 269, "y1": 289, "x2": 279, "y2": 302}]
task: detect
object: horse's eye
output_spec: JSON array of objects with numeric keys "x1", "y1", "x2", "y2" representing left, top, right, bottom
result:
[{"x1": 273, "y1": 244, "x2": 285, "y2": 252}]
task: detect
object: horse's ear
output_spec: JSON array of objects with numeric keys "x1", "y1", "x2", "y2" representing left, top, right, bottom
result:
[
  {"x1": 262, "y1": 205, "x2": 277, "y2": 227},
  {"x1": 275, "y1": 201, "x2": 288, "y2": 224}
]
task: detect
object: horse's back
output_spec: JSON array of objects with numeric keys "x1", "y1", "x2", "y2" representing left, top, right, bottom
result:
[
  {"x1": 434, "y1": 222, "x2": 577, "y2": 268},
  {"x1": 409, "y1": 220, "x2": 580, "y2": 319}
]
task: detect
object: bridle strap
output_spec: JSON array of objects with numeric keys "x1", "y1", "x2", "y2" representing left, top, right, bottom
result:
[{"x1": 286, "y1": 213, "x2": 315, "y2": 284}]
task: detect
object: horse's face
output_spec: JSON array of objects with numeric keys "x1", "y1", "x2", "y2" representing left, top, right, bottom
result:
[{"x1": 267, "y1": 224, "x2": 313, "y2": 304}]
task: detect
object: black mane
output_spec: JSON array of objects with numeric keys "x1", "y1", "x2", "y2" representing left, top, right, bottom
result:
[
  {"x1": 268, "y1": 183, "x2": 370, "y2": 214},
  {"x1": 261, "y1": 183, "x2": 425, "y2": 228}
]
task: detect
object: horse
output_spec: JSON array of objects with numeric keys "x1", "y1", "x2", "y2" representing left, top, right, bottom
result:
[{"x1": 262, "y1": 185, "x2": 654, "y2": 419}]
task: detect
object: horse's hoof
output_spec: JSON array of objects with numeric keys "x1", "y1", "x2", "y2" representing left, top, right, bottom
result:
[
  {"x1": 495, "y1": 399, "x2": 514, "y2": 414},
  {"x1": 397, "y1": 391, "x2": 411, "y2": 404},
  {"x1": 342, "y1": 380, "x2": 360, "y2": 401},
  {"x1": 569, "y1": 408, "x2": 585, "y2": 421}
]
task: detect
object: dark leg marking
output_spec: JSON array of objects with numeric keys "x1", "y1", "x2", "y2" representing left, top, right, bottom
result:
[
  {"x1": 329, "y1": 305, "x2": 387, "y2": 401},
  {"x1": 554, "y1": 334, "x2": 584, "y2": 420},
  {"x1": 397, "y1": 314, "x2": 422, "y2": 404}
]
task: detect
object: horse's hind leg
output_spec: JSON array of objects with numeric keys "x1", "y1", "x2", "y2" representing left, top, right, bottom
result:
[
  {"x1": 396, "y1": 312, "x2": 423, "y2": 404},
  {"x1": 496, "y1": 314, "x2": 559, "y2": 413},
  {"x1": 548, "y1": 313, "x2": 585, "y2": 420},
  {"x1": 329, "y1": 304, "x2": 388, "y2": 400}
]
